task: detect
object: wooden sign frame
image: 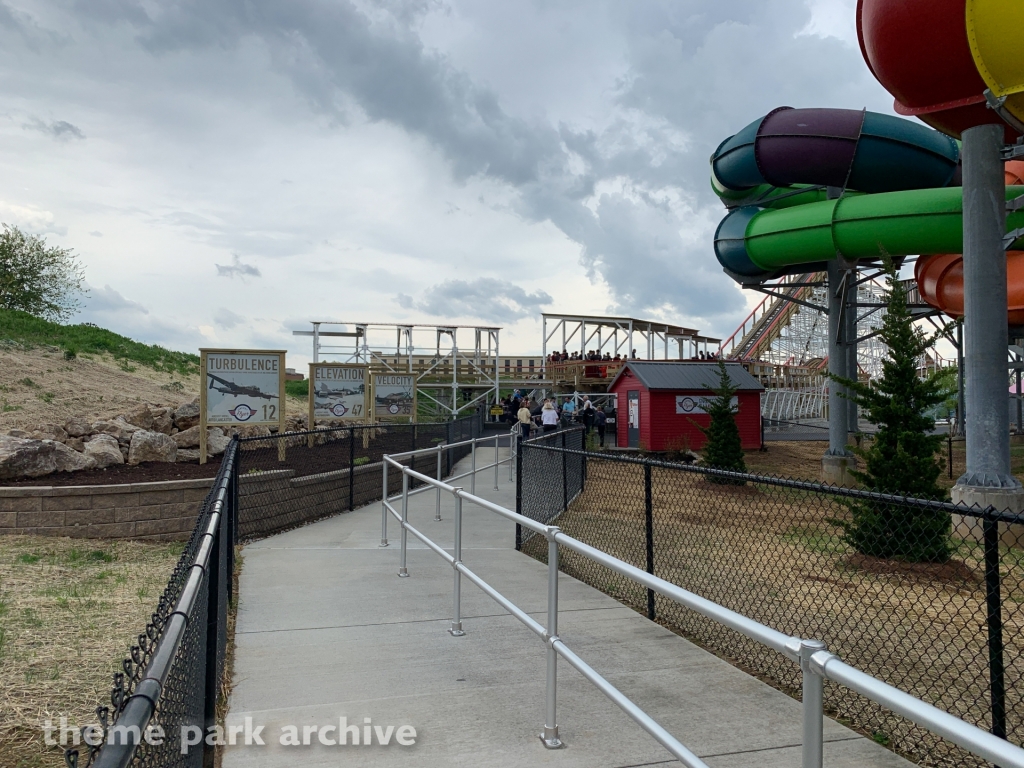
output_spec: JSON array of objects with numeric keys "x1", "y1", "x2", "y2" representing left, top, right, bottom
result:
[
  {"x1": 372, "y1": 373, "x2": 417, "y2": 423},
  {"x1": 308, "y1": 363, "x2": 370, "y2": 426},
  {"x1": 199, "y1": 348, "x2": 287, "y2": 464}
]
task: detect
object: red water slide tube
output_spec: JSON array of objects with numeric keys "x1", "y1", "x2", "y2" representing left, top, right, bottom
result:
[
  {"x1": 916, "y1": 161, "x2": 1024, "y2": 322},
  {"x1": 857, "y1": 0, "x2": 1018, "y2": 142}
]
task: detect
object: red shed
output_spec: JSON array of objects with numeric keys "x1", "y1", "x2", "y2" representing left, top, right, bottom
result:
[{"x1": 608, "y1": 362, "x2": 763, "y2": 451}]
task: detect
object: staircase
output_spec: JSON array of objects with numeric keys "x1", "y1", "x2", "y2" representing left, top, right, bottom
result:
[{"x1": 719, "y1": 273, "x2": 825, "y2": 361}]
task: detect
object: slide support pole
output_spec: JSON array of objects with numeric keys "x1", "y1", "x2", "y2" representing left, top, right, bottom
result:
[{"x1": 956, "y1": 124, "x2": 1019, "y2": 492}]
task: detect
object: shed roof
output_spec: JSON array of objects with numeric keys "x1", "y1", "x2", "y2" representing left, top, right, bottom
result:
[{"x1": 608, "y1": 361, "x2": 765, "y2": 392}]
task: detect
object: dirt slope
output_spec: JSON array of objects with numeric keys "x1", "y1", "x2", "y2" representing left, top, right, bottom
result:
[{"x1": 0, "y1": 345, "x2": 199, "y2": 432}]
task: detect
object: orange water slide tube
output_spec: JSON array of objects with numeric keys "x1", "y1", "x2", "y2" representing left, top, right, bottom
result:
[{"x1": 916, "y1": 161, "x2": 1024, "y2": 323}]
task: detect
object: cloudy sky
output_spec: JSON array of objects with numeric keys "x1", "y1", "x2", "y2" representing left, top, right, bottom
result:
[{"x1": 0, "y1": 0, "x2": 898, "y2": 365}]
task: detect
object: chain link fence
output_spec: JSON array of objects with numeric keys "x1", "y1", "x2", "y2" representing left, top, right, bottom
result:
[
  {"x1": 66, "y1": 414, "x2": 481, "y2": 767},
  {"x1": 518, "y1": 443, "x2": 1024, "y2": 768},
  {"x1": 66, "y1": 438, "x2": 237, "y2": 768},
  {"x1": 236, "y1": 415, "x2": 481, "y2": 540}
]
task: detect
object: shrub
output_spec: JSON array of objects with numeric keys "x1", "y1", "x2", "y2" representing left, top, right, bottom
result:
[{"x1": 697, "y1": 360, "x2": 746, "y2": 482}]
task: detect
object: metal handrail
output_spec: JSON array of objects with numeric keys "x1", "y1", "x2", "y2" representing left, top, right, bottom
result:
[{"x1": 379, "y1": 438, "x2": 1024, "y2": 768}]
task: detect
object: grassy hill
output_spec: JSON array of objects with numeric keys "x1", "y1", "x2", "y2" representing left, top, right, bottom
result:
[{"x1": 0, "y1": 309, "x2": 199, "y2": 377}]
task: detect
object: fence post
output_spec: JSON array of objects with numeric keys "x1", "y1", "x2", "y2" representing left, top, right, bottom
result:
[
  {"x1": 799, "y1": 640, "x2": 826, "y2": 768},
  {"x1": 349, "y1": 427, "x2": 356, "y2": 511},
  {"x1": 429, "y1": 447, "x2": 440, "y2": 523},
  {"x1": 380, "y1": 459, "x2": 389, "y2": 548},
  {"x1": 202, "y1": 510, "x2": 224, "y2": 768},
  {"x1": 561, "y1": 430, "x2": 568, "y2": 513},
  {"x1": 948, "y1": 433, "x2": 954, "y2": 481},
  {"x1": 541, "y1": 532, "x2": 562, "y2": 748},
  {"x1": 644, "y1": 463, "x2": 655, "y2": 621},
  {"x1": 515, "y1": 431, "x2": 523, "y2": 551},
  {"x1": 471, "y1": 439, "x2": 477, "y2": 495},
  {"x1": 399, "y1": 472, "x2": 410, "y2": 577},
  {"x1": 494, "y1": 433, "x2": 499, "y2": 491},
  {"x1": 983, "y1": 512, "x2": 1007, "y2": 741},
  {"x1": 446, "y1": 421, "x2": 453, "y2": 477},
  {"x1": 450, "y1": 492, "x2": 465, "y2": 636},
  {"x1": 227, "y1": 448, "x2": 236, "y2": 601}
]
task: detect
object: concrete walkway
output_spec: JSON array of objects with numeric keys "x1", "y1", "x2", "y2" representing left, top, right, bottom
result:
[{"x1": 223, "y1": 448, "x2": 911, "y2": 767}]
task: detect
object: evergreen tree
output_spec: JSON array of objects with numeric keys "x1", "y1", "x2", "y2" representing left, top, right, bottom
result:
[
  {"x1": 831, "y1": 258, "x2": 951, "y2": 562},
  {"x1": 698, "y1": 359, "x2": 747, "y2": 482}
]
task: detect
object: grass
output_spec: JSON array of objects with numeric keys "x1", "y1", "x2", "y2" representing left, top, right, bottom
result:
[
  {"x1": 0, "y1": 536, "x2": 183, "y2": 767},
  {"x1": 0, "y1": 309, "x2": 199, "y2": 376},
  {"x1": 524, "y1": 459, "x2": 1024, "y2": 768},
  {"x1": 284, "y1": 379, "x2": 308, "y2": 399}
]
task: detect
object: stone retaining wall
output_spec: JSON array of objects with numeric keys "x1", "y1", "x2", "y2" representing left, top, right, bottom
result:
[{"x1": 0, "y1": 477, "x2": 215, "y2": 540}]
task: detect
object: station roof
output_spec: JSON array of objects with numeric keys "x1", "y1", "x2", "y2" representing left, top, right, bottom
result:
[
  {"x1": 609, "y1": 361, "x2": 764, "y2": 392},
  {"x1": 541, "y1": 313, "x2": 719, "y2": 344}
]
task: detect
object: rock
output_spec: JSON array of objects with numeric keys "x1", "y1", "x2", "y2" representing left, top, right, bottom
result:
[
  {"x1": 151, "y1": 407, "x2": 174, "y2": 435},
  {"x1": 84, "y1": 434, "x2": 125, "y2": 468},
  {"x1": 64, "y1": 416, "x2": 92, "y2": 438},
  {"x1": 0, "y1": 437, "x2": 56, "y2": 479},
  {"x1": 7, "y1": 429, "x2": 30, "y2": 438},
  {"x1": 65, "y1": 437, "x2": 85, "y2": 452},
  {"x1": 173, "y1": 401, "x2": 201, "y2": 430},
  {"x1": 128, "y1": 430, "x2": 177, "y2": 465},
  {"x1": 51, "y1": 441, "x2": 96, "y2": 473},
  {"x1": 228, "y1": 424, "x2": 271, "y2": 439},
  {"x1": 91, "y1": 419, "x2": 138, "y2": 442},
  {"x1": 207, "y1": 428, "x2": 230, "y2": 457},
  {"x1": 0, "y1": 436, "x2": 95, "y2": 480},
  {"x1": 30, "y1": 424, "x2": 69, "y2": 443},
  {"x1": 172, "y1": 425, "x2": 202, "y2": 449},
  {"x1": 123, "y1": 404, "x2": 154, "y2": 430},
  {"x1": 176, "y1": 448, "x2": 201, "y2": 463}
]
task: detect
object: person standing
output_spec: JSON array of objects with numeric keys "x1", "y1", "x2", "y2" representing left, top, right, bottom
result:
[
  {"x1": 581, "y1": 396, "x2": 595, "y2": 435},
  {"x1": 541, "y1": 399, "x2": 559, "y2": 433},
  {"x1": 517, "y1": 400, "x2": 533, "y2": 438},
  {"x1": 594, "y1": 408, "x2": 607, "y2": 447}
]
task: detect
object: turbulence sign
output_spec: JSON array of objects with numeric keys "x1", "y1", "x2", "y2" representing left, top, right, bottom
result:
[
  {"x1": 373, "y1": 374, "x2": 415, "y2": 421},
  {"x1": 310, "y1": 364, "x2": 368, "y2": 422},
  {"x1": 202, "y1": 350, "x2": 286, "y2": 426}
]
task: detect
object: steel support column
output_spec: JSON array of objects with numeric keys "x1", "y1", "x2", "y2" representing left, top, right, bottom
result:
[{"x1": 956, "y1": 124, "x2": 1019, "y2": 490}]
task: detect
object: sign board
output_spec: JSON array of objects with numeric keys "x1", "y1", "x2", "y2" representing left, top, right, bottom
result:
[
  {"x1": 675, "y1": 395, "x2": 737, "y2": 415},
  {"x1": 373, "y1": 373, "x2": 416, "y2": 421},
  {"x1": 309, "y1": 363, "x2": 368, "y2": 423},
  {"x1": 200, "y1": 349, "x2": 286, "y2": 463}
]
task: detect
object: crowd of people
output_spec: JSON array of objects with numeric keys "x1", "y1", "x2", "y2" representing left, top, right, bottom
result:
[
  {"x1": 546, "y1": 348, "x2": 721, "y2": 363},
  {"x1": 499, "y1": 390, "x2": 609, "y2": 446},
  {"x1": 547, "y1": 349, "x2": 636, "y2": 363}
]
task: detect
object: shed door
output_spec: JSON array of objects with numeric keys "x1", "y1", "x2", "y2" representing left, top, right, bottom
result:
[{"x1": 627, "y1": 390, "x2": 640, "y2": 448}]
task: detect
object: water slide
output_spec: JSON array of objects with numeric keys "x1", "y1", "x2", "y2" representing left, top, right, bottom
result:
[{"x1": 711, "y1": 0, "x2": 1024, "y2": 321}]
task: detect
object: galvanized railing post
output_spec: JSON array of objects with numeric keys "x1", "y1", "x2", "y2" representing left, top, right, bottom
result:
[
  {"x1": 435, "y1": 447, "x2": 443, "y2": 522},
  {"x1": 494, "y1": 434, "x2": 500, "y2": 490},
  {"x1": 800, "y1": 639, "x2": 826, "y2": 768},
  {"x1": 398, "y1": 471, "x2": 410, "y2": 577},
  {"x1": 471, "y1": 439, "x2": 477, "y2": 495},
  {"x1": 541, "y1": 531, "x2": 563, "y2": 748},
  {"x1": 450, "y1": 491, "x2": 465, "y2": 637},
  {"x1": 380, "y1": 459, "x2": 389, "y2": 547}
]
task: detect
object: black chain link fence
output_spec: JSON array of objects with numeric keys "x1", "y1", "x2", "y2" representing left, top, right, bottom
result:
[
  {"x1": 236, "y1": 415, "x2": 481, "y2": 540},
  {"x1": 66, "y1": 414, "x2": 481, "y2": 767},
  {"x1": 66, "y1": 438, "x2": 237, "y2": 768},
  {"x1": 518, "y1": 443, "x2": 1024, "y2": 768}
]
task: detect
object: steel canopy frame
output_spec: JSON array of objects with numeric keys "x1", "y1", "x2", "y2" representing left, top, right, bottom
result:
[
  {"x1": 541, "y1": 313, "x2": 720, "y2": 371},
  {"x1": 297, "y1": 321, "x2": 501, "y2": 419}
]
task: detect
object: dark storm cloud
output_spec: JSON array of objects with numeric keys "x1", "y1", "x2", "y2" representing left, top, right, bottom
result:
[
  {"x1": 215, "y1": 255, "x2": 261, "y2": 279},
  {"x1": 4, "y1": 1, "x2": 885, "y2": 330},
  {"x1": 25, "y1": 117, "x2": 85, "y2": 140},
  {"x1": 399, "y1": 278, "x2": 552, "y2": 323}
]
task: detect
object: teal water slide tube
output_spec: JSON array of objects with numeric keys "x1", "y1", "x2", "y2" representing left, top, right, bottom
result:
[{"x1": 711, "y1": 107, "x2": 1024, "y2": 281}]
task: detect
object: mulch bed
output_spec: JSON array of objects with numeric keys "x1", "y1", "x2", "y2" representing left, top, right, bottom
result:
[{"x1": 0, "y1": 457, "x2": 223, "y2": 487}]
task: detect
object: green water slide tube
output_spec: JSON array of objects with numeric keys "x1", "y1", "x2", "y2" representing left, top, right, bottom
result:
[{"x1": 715, "y1": 186, "x2": 1024, "y2": 279}]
